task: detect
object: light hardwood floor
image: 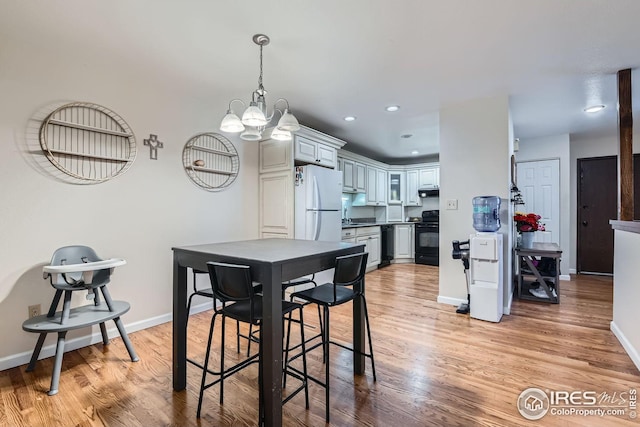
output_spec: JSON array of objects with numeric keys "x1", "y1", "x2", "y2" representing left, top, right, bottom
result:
[{"x1": 1, "y1": 264, "x2": 638, "y2": 426}]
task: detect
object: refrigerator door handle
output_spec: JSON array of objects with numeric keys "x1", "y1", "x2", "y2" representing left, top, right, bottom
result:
[
  {"x1": 313, "y1": 176, "x2": 321, "y2": 210},
  {"x1": 313, "y1": 211, "x2": 321, "y2": 240}
]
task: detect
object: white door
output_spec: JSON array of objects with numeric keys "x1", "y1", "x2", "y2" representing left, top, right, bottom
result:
[{"x1": 516, "y1": 159, "x2": 560, "y2": 244}]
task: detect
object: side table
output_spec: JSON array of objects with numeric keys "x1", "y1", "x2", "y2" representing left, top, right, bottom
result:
[{"x1": 516, "y1": 242, "x2": 562, "y2": 303}]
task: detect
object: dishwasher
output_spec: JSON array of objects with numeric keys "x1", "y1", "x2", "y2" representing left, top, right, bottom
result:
[{"x1": 379, "y1": 224, "x2": 395, "y2": 267}]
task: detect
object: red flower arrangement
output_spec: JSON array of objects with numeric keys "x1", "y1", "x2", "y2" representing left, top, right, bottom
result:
[{"x1": 514, "y1": 212, "x2": 545, "y2": 232}]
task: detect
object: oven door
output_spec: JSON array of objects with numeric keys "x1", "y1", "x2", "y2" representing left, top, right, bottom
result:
[{"x1": 415, "y1": 223, "x2": 439, "y2": 265}]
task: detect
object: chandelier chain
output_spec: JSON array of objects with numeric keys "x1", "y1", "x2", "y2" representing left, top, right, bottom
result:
[{"x1": 258, "y1": 44, "x2": 264, "y2": 92}]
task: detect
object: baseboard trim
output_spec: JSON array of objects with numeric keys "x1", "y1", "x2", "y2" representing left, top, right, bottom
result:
[
  {"x1": 0, "y1": 301, "x2": 213, "y2": 372},
  {"x1": 569, "y1": 268, "x2": 577, "y2": 274},
  {"x1": 559, "y1": 274, "x2": 571, "y2": 281},
  {"x1": 610, "y1": 321, "x2": 640, "y2": 372},
  {"x1": 503, "y1": 289, "x2": 513, "y2": 315},
  {"x1": 391, "y1": 259, "x2": 415, "y2": 264},
  {"x1": 437, "y1": 295, "x2": 467, "y2": 306}
]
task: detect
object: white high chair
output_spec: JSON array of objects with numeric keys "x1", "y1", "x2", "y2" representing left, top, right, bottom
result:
[{"x1": 22, "y1": 245, "x2": 139, "y2": 395}]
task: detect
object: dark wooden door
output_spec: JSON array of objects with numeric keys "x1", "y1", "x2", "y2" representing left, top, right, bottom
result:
[{"x1": 577, "y1": 157, "x2": 617, "y2": 274}]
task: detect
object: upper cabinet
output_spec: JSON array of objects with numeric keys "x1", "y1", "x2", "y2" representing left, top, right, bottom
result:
[
  {"x1": 419, "y1": 165, "x2": 440, "y2": 189},
  {"x1": 405, "y1": 169, "x2": 422, "y2": 206},
  {"x1": 339, "y1": 158, "x2": 367, "y2": 193},
  {"x1": 388, "y1": 170, "x2": 404, "y2": 204},
  {"x1": 294, "y1": 135, "x2": 337, "y2": 168},
  {"x1": 366, "y1": 166, "x2": 387, "y2": 206},
  {"x1": 260, "y1": 139, "x2": 292, "y2": 173}
]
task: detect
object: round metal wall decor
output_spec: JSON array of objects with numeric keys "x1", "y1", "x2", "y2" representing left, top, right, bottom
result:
[
  {"x1": 39, "y1": 102, "x2": 137, "y2": 183},
  {"x1": 182, "y1": 132, "x2": 239, "y2": 191}
]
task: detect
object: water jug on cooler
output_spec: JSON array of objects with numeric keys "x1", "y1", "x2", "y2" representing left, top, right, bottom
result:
[{"x1": 472, "y1": 196, "x2": 501, "y2": 232}]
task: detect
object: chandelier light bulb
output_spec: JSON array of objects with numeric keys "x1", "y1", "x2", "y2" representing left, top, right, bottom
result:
[
  {"x1": 240, "y1": 127, "x2": 262, "y2": 141},
  {"x1": 277, "y1": 109, "x2": 301, "y2": 132},
  {"x1": 270, "y1": 126, "x2": 292, "y2": 141},
  {"x1": 220, "y1": 110, "x2": 245, "y2": 133}
]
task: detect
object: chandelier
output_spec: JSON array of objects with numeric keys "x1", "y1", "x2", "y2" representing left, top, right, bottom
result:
[{"x1": 220, "y1": 34, "x2": 300, "y2": 141}]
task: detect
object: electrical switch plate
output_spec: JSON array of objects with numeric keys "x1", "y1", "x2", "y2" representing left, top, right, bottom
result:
[{"x1": 446, "y1": 199, "x2": 458, "y2": 210}]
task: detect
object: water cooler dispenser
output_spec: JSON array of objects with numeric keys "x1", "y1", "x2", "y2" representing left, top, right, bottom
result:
[{"x1": 469, "y1": 196, "x2": 503, "y2": 322}]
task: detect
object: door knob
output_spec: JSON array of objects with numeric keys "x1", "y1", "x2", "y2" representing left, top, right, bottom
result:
[{"x1": 582, "y1": 221, "x2": 588, "y2": 226}]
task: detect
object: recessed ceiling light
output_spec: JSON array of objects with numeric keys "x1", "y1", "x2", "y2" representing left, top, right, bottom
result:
[
  {"x1": 584, "y1": 105, "x2": 605, "y2": 113},
  {"x1": 401, "y1": 134, "x2": 413, "y2": 139},
  {"x1": 386, "y1": 105, "x2": 400, "y2": 112},
  {"x1": 344, "y1": 116, "x2": 356, "y2": 122},
  {"x1": 411, "y1": 150, "x2": 419, "y2": 155}
]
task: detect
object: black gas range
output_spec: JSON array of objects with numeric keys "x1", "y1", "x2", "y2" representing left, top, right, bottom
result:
[{"x1": 415, "y1": 210, "x2": 439, "y2": 266}]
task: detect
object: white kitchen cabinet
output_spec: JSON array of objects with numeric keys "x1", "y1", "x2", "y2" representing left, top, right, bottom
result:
[
  {"x1": 366, "y1": 166, "x2": 387, "y2": 206},
  {"x1": 294, "y1": 135, "x2": 337, "y2": 168},
  {"x1": 394, "y1": 224, "x2": 415, "y2": 260},
  {"x1": 406, "y1": 169, "x2": 422, "y2": 206},
  {"x1": 259, "y1": 170, "x2": 294, "y2": 238},
  {"x1": 355, "y1": 226, "x2": 381, "y2": 270},
  {"x1": 341, "y1": 227, "x2": 356, "y2": 241},
  {"x1": 259, "y1": 138, "x2": 292, "y2": 173},
  {"x1": 339, "y1": 158, "x2": 366, "y2": 193},
  {"x1": 342, "y1": 226, "x2": 380, "y2": 271},
  {"x1": 388, "y1": 170, "x2": 404, "y2": 204},
  {"x1": 419, "y1": 165, "x2": 439, "y2": 189}
]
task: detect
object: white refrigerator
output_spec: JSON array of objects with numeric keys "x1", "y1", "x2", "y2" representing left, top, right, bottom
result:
[{"x1": 294, "y1": 165, "x2": 342, "y2": 241}]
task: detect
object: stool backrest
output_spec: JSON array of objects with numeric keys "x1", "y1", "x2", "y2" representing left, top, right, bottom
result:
[
  {"x1": 207, "y1": 262, "x2": 255, "y2": 303},
  {"x1": 333, "y1": 252, "x2": 368, "y2": 289}
]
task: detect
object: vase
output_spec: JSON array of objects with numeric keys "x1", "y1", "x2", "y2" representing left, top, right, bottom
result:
[{"x1": 520, "y1": 232, "x2": 534, "y2": 249}]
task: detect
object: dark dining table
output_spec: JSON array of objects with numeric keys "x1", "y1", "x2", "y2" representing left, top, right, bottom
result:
[{"x1": 172, "y1": 238, "x2": 365, "y2": 427}]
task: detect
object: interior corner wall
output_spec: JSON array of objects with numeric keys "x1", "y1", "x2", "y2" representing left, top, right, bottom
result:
[
  {"x1": 0, "y1": 38, "x2": 259, "y2": 369},
  {"x1": 516, "y1": 134, "x2": 571, "y2": 275},
  {"x1": 438, "y1": 95, "x2": 512, "y2": 309}
]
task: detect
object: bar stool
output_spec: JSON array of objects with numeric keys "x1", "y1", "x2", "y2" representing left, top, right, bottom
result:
[
  {"x1": 197, "y1": 261, "x2": 309, "y2": 423},
  {"x1": 287, "y1": 252, "x2": 376, "y2": 423}
]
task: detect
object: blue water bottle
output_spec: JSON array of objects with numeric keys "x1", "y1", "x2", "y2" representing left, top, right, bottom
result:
[{"x1": 472, "y1": 196, "x2": 501, "y2": 232}]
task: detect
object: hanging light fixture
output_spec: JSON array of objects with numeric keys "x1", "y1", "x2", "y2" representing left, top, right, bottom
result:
[{"x1": 220, "y1": 34, "x2": 300, "y2": 141}]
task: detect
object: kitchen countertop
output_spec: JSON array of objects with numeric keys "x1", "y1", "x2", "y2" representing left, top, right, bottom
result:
[{"x1": 342, "y1": 221, "x2": 420, "y2": 229}]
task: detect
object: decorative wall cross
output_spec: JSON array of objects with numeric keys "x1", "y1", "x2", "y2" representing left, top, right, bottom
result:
[{"x1": 143, "y1": 134, "x2": 164, "y2": 160}]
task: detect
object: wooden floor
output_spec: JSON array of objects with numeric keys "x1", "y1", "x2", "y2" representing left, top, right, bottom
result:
[{"x1": 1, "y1": 264, "x2": 639, "y2": 426}]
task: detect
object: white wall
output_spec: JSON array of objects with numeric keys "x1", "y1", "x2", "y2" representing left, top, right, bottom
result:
[
  {"x1": 0, "y1": 37, "x2": 258, "y2": 368},
  {"x1": 439, "y1": 95, "x2": 513, "y2": 311},
  {"x1": 517, "y1": 134, "x2": 571, "y2": 276}
]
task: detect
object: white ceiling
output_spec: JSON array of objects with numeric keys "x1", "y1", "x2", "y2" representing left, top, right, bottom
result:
[{"x1": 2, "y1": 0, "x2": 640, "y2": 163}]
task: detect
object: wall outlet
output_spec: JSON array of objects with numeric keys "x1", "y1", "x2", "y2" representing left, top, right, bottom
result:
[
  {"x1": 446, "y1": 199, "x2": 458, "y2": 210},
  {"x1": 28, "y1": 304, "x2": 41, "y2": 319}
]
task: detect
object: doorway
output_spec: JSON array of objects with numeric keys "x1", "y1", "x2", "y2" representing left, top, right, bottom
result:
[
  {"x1": 516, "y1": 159, "x2": 560, "y2": 244},
  {"x1": 577, "y1": 156, "x2": 616, "y2": 274}
]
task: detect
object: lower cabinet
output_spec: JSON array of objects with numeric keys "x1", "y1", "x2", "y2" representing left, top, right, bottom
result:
[
  {"x1": 342, "y1": 226, "x2": 381, "y2": 271},
  {"x1": 394, "y1": 224, "x2": 415, "y2": 261}
]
